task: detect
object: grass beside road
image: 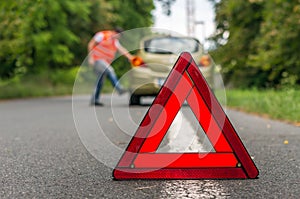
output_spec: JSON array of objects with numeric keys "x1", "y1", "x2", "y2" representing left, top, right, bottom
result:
[
  {"x1": 0, "y1": 67, "x2": 114, "y2": 99},
  {"x1": 224, "y1": 88, "x2": 300, "y2": 125},
  {"x1": 0, "y1": 68, "x2": 79, "y2": 99},
  {"x1": 1, "y1": 70, "x2": 299, "y2": 125}
]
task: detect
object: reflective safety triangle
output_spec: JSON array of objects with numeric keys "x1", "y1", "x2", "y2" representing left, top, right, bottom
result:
[{"x1": 113, "y1": 52, "x2": 259, "y2": 179}]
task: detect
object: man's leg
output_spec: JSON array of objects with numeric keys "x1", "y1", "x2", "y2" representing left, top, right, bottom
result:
[
  {"x1": 106, "y1": 64, "x2": 125, "y2": 94},
  {"x1": 91, "y1": 61, "x2": 107, "y2": 105},
  {"x1": 91, "y1": 73, "x2": 106, "y2": 105}
]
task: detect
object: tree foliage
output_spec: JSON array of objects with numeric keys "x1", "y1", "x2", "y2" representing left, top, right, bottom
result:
[
  {"x1": 210, "y1": 0, "x2": 300, "y2": 88},
  {"x1": 107, "y1": 0, "x2": 155, "y2": 76},
  {"x1": 0, "y1": 0, "x2": 154, "y2": 79},
  {"x1": 156, "y1": 0, "x2": 176, "y2": 16},
  {"x1": 0, "y1": 0, "x2": 91, "y2": 78}
]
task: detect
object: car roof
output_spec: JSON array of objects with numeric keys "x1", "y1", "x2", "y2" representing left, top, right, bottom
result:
[
  {"x1": 142, "y1": 35, "x2": 199, "y2": 41},
  {"x1": 140, "y1": 35, "x2": 201, "y2": 47}
]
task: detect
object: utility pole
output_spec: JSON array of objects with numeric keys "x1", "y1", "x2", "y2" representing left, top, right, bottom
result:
[
  {"x1": 186, "y1": 0, "x2": 195, "y2": 36},
  {"x1": 186, "y1": 0, "x2": 206, "y2": 44}
]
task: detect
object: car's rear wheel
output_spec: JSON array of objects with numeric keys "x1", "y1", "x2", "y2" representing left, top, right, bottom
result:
[{"x1": 129, "y1": 94, "x2": 141, "y2": 105}]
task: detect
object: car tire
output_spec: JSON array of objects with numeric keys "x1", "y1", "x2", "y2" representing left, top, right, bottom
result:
[{"x1": 129, "y1": 94, "x2": 141, "y2": 106}]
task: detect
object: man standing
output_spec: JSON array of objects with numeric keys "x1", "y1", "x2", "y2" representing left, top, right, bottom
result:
[{"x1": 88, "y1": 27, "x2": 133, "y2": 106}]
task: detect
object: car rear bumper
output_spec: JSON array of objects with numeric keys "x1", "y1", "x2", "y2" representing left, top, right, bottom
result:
[
  {"x1": 129, "y1": 67, "x2": 168, "y2": 95},
  {"x1": 129, "y1": 66, "x2": 213, "y2": 96}
]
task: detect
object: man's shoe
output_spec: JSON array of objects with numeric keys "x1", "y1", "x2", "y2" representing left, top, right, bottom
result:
[
  {"x1": 91, "y1": 101, "x2": 104, "y2": 106},
  {"x1": 118, "y1": 89, "x2": 127, "y2": 95}
]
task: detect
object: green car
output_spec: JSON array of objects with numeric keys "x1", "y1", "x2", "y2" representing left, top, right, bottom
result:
[{"x1": 129, "y1": 36, "x2": 214, "y2": 105}]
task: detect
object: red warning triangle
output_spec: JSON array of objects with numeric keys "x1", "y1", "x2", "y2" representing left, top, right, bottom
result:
[{"x1": 113, "y1": 52, "x2": 259, "y2": 179}]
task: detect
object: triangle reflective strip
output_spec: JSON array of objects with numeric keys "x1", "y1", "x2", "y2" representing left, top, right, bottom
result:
[
  {"x1": 113, "y1": 52, "x2": 259, "y2": 179},
  {"x1": 186, "y1": 56, "x2": 259, "y2": 179}
]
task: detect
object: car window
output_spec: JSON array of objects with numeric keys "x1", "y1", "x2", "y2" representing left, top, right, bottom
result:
[{"x1": 144, "y1": 37, "x2": 199, "y2": 54}]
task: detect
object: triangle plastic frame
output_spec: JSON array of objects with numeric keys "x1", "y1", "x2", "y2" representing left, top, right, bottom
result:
[{"x1": 113, "y1": 52, "x2": 259, "y2": 180}]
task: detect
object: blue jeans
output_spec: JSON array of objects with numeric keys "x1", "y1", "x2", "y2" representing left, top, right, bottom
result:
[{"x1": 91, "y1": 60, "x2": 123, "y2": 103}]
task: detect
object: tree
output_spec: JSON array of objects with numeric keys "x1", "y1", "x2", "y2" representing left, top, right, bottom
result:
[
  {"x1": 209, "y1": 0, "x2": 263, "y2": 87},
  {"x1": 248, "y1": 0, "x2": 300, "y2": 87},
  {"x1": 0, "y1": 1, "x2": 28, "y2": 78},
  {"x1": 0, "y1": 0, "x2": 155, "y2": 79},
  {"x1": 106, "y1": 0, "x2": 155, "y2": 76},
  {"x1": 156, "y1": 0, "x2": 176, "y2": 16},
  {"x1": 210, "y1": 0, "x2": 300, "y2": 88},
  {"x1": 69, "y1": 0, "x2": 117, "y2": 66},
  {"x1": 0, "y1": 0, "x2": 91, "y2": 78}
]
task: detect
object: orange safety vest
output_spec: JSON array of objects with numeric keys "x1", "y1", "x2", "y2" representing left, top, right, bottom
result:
[{"x1": 92, "y1": 30, "x2": 118, "y2": 64}]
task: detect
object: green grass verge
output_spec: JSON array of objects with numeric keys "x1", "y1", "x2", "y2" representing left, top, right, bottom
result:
[
  {"x1": 0, "y1": 67, "x2": 114, "y2": 99},
  {"x1": 0, "y1": 71, "x2": 76, "y2": 99},
  {"x1": 223, "y1": 88, "x2": 300, "y2": 124},
  {"x1": 1, "y1": 70, "x2": 299, "y2": 125}
]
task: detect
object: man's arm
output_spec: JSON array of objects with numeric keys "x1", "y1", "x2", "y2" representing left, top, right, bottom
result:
[
  {"x1": 88, "y1": 38, "x2": 97, "y2": 53},
  {"x1": 115, "y1": 40, "x2": 134, "y2": 61},
  {"x1": 87, "y1": 38, "x2": 97, "y2": 65}
]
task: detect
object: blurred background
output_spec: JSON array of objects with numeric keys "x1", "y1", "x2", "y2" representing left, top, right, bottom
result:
[{"x1": 0, "y1": 0, "x2": 299, "y2": 123}]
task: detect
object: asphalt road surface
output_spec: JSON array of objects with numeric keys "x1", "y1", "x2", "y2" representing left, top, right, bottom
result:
[{"x1": 1, "y1": 94, "x2": 299, "y2": 198}]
